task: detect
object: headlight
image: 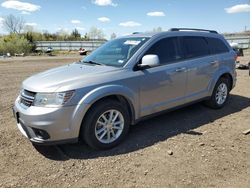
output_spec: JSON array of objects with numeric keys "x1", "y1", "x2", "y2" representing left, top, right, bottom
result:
[{"x1": 33, "y1": 90, "x2": 75, "y2": 107}]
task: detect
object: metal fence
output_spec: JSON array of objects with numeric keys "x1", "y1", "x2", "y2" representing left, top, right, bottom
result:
[
  {"x1": 35, "y1": 40, "x2": 107, "y2": 51},
  {"x1": 35, "y1": 35, "x2": 250, "y2": 52},
  {"x1": 224, "y1": 36, "x2": 250, "y2": 49}
]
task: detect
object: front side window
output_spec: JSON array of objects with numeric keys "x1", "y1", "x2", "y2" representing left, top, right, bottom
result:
[
  {"x1": 82, "y1": 37, "x2": 149, "y2": 67},
  {"x1": 145, "y1": 37, "x2": 182, "y2": 64},
  {"x1": 183, "y1": 36, "x2": 210, "y2": 58}
]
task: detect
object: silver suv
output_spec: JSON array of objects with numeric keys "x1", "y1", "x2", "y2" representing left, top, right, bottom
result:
[{"x1": 13, "y1": 28, "x2": 237, "y2": 149}]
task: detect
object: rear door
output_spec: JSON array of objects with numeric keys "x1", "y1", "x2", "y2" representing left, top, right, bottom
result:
[{"x1": 181, "y1": 36, "x2": 219, "y2": 102}]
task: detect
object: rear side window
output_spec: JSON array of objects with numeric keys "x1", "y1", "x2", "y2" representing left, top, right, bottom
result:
[
  {"x1": 206, "y1": 37, "x2": 229, "y2": 54},
  {"x1": 145, "y1": 37, "x2": 182, "y2": 64},
  {"x1": 183, "y1": 36, "x2": 210, "y2": 58}
]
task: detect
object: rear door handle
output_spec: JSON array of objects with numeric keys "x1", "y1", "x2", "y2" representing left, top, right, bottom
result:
[{"x1": 175, "y1": 67, "x2": 186, "y2": 72}]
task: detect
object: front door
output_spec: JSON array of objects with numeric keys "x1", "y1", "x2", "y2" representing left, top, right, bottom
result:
[{"x1": 138, "y1": 37, "x2": 188, "y2": 117}]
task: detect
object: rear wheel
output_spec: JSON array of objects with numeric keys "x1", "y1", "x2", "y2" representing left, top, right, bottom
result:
[
  {"x1": 204, "y1": 78, "x2": 230, "y2": 109},
  {"x1": 81, "y1": 99, "x2": 130, "y2": 150}
]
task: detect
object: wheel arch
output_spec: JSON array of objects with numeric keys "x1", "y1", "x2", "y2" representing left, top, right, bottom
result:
[
  {"x1": 219, "y1": 73, "x2": 233, "y2": 91},
  {"x1": 84, "y1": 94, "x2": 136, "y2": 124},
  {"x1": 73, "y1": 85, "x2": 138, "y2": 139},
  {"x1": 78, "y1": 94, "x2": 135, "y2": 139},
  {"x1": 208, "y1": 69, "x2": 234, "y2": 96}
]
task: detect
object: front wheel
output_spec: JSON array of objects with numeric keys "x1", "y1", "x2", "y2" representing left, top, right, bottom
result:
[
  {"x1": 81, "y1": 100, "x2": 130, "y2": 150},
  {"x1": 204, "y1": 78, "x2": 230, "y2": 109}
]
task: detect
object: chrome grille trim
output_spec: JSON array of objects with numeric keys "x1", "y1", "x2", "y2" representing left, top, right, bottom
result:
[{"x1": 20, "y1": 89, "x2": 36, "y2": 107}]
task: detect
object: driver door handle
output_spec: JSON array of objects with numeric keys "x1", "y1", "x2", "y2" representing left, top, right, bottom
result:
[
  {"x1": 175, "y1": 67, "x2": 186, "y2": 72},
  {"x1": 210, "y1": 60, "x2": 219, "y2": 65}
]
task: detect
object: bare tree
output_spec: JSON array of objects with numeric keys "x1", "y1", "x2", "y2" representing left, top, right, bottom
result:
[
  {"x1": 152, "y1": 27, "x2": 163, "y2": 32},
  {"x1": 87, "y1": 27, "x2": 105, "y2": 39},
  {"x1": 71, "y1": 28, "x2": 81, "y2": 39},
  {"x1": 110, "y1": 32, "x2": 117, "y2": 40},
  {"x1": 3, "y1": 14, "x2": 25, "y2": 34},
  {"x1": 23, "y1": 25, "x2": 34, "y2": 33},
  {"x1": 56, "y1": 29, "x2": 70, "y2": 41}
]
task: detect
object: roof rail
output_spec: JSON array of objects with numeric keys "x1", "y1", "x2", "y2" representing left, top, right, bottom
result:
[
  {"x1": 132, "y1": 32, "x2": 142, "y2": 34},
  {"x1": 169, "y1": 28, "x2": 218, "y2": 34}
]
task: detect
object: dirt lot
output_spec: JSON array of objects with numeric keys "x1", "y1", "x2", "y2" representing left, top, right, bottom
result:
[{"x1": 0, "y1": 55, "x2": 249, "y2": 188}]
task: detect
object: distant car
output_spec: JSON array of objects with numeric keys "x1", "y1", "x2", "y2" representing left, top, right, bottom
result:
[
  {"x1": 229, "y1": 42, "x2": 239, "y2": 48},
  {"x1": 0, "y1": 53, "x2": 11, "y2": 58},
  {"x1": 15, "y1": 53, "x2": 24, "y2": 57},
  {"x1": 45, "y1": 47, "x2": 53, "y2": 54},
  {"x1": 79, "y1": 48, "x2": 88, "y2": 55},
  {"x1": 233, "y1": 48, "x2": 244, "y2": 57},
  {"x1": 230, "y1": 42, "x2": 244, "y2": 57},
  {"x1": 13, "y1": 28, "x2": 237, "y2": 150}
]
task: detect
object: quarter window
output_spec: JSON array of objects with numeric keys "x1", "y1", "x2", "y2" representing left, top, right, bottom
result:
[{"x1": 206, "y1": 37, "x2": 229, "y2": 54}]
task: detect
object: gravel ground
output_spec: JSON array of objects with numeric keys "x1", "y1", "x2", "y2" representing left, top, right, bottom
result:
[{"x1": 0, "y1": 55, "x2": 249, "y2": 188}]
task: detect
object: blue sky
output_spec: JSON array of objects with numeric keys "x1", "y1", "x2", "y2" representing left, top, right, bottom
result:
[{"x1": 0, "y1": 0, "x2": 250, "y2": 38}]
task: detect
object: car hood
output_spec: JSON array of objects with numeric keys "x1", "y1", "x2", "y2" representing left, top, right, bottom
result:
[{"x1": 22, "y1": 63, "x2": 120, "y2": 92}]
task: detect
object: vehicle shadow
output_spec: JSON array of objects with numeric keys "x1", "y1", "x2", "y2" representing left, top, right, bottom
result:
[{"x1": 34, "y1": 94, "x2": 250, "y2": 160}]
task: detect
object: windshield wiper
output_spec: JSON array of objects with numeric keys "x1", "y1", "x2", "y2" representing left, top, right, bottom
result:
[{"x1": 82, "y1": 60, "x2": 103, "y2": 66}]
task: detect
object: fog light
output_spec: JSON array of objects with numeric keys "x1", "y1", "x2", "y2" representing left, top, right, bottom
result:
[{"x1": 32, "y1": 128, "x2": 50, "y2": 140}]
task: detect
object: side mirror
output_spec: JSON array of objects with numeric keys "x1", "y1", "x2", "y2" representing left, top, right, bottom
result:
[{"x1": 139, "y1": 54, "x2": 160, "y2": 69}]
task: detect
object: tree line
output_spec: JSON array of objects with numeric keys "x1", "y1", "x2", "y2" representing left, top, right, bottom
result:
[
  {"x1": 0, "y1": 14, "x2": 110, "y2": 55},
  {"x1": 1, "y1": 14, "x2": 108, "y2": 41},
  {"x1": 0, "y1": 14, "x2": 163, "y2": 55}
]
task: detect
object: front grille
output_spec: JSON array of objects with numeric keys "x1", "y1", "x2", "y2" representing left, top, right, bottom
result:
[{"x1": 20, "y1": 89, "x2": 36, "y2": 107}]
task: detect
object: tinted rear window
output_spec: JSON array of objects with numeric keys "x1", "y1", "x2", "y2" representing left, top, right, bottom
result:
[
  {"x1": 183, "y1": 36, "x2": 210, "y2": 58},
  {"x1": 206, "y1": 37, "x2": 229, "y2": 54}
]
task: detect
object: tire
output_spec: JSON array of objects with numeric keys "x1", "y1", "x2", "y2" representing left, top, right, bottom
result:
[
  {"x1": 204, "y1": 77, "x2": 230, "y2": 109},
  {"x1": 81, "y1": 99, "x2": 130, "y2": 150}
]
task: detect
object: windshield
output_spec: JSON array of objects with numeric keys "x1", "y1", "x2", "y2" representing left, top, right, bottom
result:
[{"x1": 82, "y1": 37, "x2": 149, "y2": 67}]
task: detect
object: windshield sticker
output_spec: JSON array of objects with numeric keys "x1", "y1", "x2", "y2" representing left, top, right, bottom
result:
[{"x1": 124, "y1": 40, "x2": 141, "y2": 45}]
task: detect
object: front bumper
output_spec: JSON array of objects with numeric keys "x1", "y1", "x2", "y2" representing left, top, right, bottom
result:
[{"x1": 12, "y1": 98, "x2": 86, "y2": 145}]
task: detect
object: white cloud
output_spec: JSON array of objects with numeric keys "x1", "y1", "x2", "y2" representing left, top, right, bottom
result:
[
  {"x1": 76, "y1": 27, "x2": 85, "y2": 31},
  {"x1": 25, "y1": 22, "x2": 37, "y2": 26},
  {"x1": 71, "y1": 20, "x2": 81, "y2": 24},
  {"x1": 1, "y1": 0, "x2": 41, "y2": 12},
  {"x1": 92, "y1": 0, "x2": 117, "y2": 7},
  {"x1": 98, "y1": 17, "x2": 110, "y2": 22},
  {"x1": 119, "y1": 21, "x2": 141, "y2": 27},
  {"x1": 225, "y1": 4, "x2": 250, "y2": 13},
  {"x1": 147, "y1": 11, "x2": 165, "y2": 17},
  {"x1": 21, "y1": 11, "x2": 30, "y2": 15}
]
